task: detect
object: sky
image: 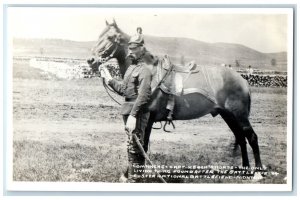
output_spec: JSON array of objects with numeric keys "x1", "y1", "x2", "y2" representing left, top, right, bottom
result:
[{"x1": 7, "y1": 7, "x2": 292, "y2": 53}]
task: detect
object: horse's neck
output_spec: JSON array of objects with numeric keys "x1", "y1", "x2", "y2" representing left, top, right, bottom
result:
[
  {"x1": 116, "y1": 49, "x2": 161, "y2": 79},
  {"x1": 115, "y1": 46, "x2": 130, "y2": 78}
]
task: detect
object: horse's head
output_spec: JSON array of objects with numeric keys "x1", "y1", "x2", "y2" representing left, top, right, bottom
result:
[
  {"x1": 87, "y1": 19, "x2": 129, "y2": 76},
  {"x1": 92, "y1": 19, "x2": 129, "y2": 59}
]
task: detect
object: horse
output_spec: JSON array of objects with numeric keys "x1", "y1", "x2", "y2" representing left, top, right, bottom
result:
[{"x1": 88, "y1": 19, "x2": 262, "y2": 168}]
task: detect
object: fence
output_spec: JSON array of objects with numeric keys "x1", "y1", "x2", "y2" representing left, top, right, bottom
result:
[{"x1": 240, "y1": 74, "x2": 287, "y2": 87}]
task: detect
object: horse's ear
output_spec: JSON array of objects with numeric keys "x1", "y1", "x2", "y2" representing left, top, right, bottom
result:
[
  {"x1": 105, "y1": 20, "x2": 109, "y2": 26},
  {"x1": 113, "y1": 18, "x2": 117, "y2": 26}
]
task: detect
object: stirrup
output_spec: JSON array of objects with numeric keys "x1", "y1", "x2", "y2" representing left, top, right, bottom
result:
[
  {"x1": 163, "y1": 120, "x2": 175, "y2": 132},
  {"x1": 167, "y1": 114, "x2": 173, "y2": 121},
  {"x1": 166, "y1": 111, "x2": 173, "y2": 121}
]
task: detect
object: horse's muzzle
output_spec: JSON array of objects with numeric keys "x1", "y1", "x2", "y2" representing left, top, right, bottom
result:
[{"x1": 87, "y1": 57, "x2": 95, "y2": 65}]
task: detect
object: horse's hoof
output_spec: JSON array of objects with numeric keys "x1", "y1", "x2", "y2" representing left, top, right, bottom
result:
[{"x1": 119, "y1": 174, "x2": 128, "y2": 183}]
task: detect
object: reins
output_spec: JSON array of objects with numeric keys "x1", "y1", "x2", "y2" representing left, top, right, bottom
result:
[{"x1": 102, "y1": 78, "x2": 122, "y2": 105}]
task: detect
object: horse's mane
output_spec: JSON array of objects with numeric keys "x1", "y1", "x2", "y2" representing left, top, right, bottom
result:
[
  {"x1": 115, "y1": 26, "x2": 130, "y2": 41},
  {"x1": 110, "y1": 24, "x2": 130, "y2": 42}
]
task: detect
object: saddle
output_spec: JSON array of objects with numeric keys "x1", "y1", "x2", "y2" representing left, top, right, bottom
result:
[
  {"x1": 158, "y1": 55, "x2": 199, "y2": 96},
  {"x1": 154, "y1": 55, "x2": 200, "y2": 122},
  {"x1": 161, "y1": 55, "x2": 198, "y2": 74}
]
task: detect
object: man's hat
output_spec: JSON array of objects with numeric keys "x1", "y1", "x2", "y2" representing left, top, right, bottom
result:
[{"x1": 128, "y1": 32, "x2": 144, "y2": 49}]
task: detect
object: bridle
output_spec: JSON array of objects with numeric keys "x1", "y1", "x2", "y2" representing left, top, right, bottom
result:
[
  {"x1": 97, "y1": 33, "x2": 124, "y2": 105},
  {"x1": 97, "y1": 33, "x2": 123, "y2": 63}
]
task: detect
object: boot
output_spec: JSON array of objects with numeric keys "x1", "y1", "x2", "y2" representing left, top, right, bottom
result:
[
  {"x1": 166, "y1": 95, "x2": 175, "y2": 121},
  {"x1": 127, "y1": 153, "x2": 145, "y2": 183},
  {"x1": 127, "y1": 163, "x2": 136, "y2": 183},
  {"x1": 119, "y1": 167, "x2": 129, "y2": 183},
  {"x1": 167, "y1": 109, "x2": 173, "y2": 121}
]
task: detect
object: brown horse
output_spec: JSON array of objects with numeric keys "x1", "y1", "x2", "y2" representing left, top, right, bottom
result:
[{"x1": 89, "y1": 20, "x2": 262, "y2": 168}]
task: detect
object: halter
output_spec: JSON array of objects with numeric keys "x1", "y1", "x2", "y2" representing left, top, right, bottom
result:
[
  {"x1": 98, "y1": 34, "x2": 122, "y2": 62},
  {"x1": 97, "y1": 34, "x2": 124, "y2": 105}
]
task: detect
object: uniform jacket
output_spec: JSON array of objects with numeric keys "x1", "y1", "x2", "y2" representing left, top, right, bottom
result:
[{"x1": 108, "y1": 52, "x2": 155, "y2": 117}]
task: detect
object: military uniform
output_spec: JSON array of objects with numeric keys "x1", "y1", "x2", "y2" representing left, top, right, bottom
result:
[
  {"x1": 108, "y1": 62, "x2": 152, "y2": 117},
  {"x1": 108, "y1": 54, "x2": 152, "y2": 183}
]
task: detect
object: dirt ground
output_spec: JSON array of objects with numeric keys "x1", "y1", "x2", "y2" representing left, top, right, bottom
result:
[{"x1": 12, "y1": 60, "x2": 288, "y2": 184}]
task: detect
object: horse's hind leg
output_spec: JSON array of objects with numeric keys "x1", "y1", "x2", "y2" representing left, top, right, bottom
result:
[
  {"x1": 219, "y1": 109, "x2": 250, "y2": 167},
  {"x1": 222, "y1": 92, "x2": 262, "y2": 168},
  {"x1": 218, "y1": 97, "x2": 262, "y2": 168},
  {"x1": 241, "y1": 119, "x2": 262, "y2": 168}
]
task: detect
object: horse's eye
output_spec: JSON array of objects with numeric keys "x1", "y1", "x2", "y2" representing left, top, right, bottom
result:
[{"x1": 107, "y1": 35, "x2": 114, "y2": 40}]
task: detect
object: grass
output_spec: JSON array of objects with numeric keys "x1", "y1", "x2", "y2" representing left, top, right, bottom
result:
[
  {"x1": 12, "y1": 138, "x2": 222, "y2": 183},
  {"x1": 13, "y1": 134, "x2": 287, "y2": 184},
  {"x1": 250, "y1": 86, "x2": 287, "y2": 95},
  {"x1": 13, "y1": 139, "x2": 127, "y2": 182}
]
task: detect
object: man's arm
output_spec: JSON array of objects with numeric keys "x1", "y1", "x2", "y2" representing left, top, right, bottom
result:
[
  {"x1": 100, "y1": 66, "x2": 125, "y2": 96},
  {"x1": 108, "y1": 79, "x2": 125, "y2": 96},
  {"x1": 130, "y1": 67, "x2": 152, "y2": 117}
]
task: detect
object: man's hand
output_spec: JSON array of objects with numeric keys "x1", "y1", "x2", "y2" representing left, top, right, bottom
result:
[
  {"x1": 100, "y1": 66, "x2": 113, "y2": 84},
  {"x1": 125, "y1": 115, "x2": 136, "y2": 134}
]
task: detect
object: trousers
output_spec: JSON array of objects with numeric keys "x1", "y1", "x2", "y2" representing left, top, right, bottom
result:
[{"x1": 123, "y1": 112, "x2": 150, "y2": 182}]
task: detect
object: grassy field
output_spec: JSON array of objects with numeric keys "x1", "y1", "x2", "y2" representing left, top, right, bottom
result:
[{"x1": 12, "y1": 60, "x2": 288, "y2": 184}]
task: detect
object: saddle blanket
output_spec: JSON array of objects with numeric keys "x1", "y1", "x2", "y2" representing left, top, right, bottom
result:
[{"x1": 172, "y1": 65, "x2": 226, "y2": 104}]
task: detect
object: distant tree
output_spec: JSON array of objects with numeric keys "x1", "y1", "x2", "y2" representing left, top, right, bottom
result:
[
  {"x1": 271, "y1": 58, "x2": 277, "y2": 66},
  {"x1": 235, "y1": 60, "x2": 240, "y2": 67}
]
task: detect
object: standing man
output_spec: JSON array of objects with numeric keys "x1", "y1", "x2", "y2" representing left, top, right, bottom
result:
[
  {"x1": 100, "y1": 29, "x2": 153, "y2": 183},
  {"x1": 248, "y1": 65, "x2": 254, "y2": 75}
]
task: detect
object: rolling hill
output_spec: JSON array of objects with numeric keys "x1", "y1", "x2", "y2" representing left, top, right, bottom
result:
[{"x1": 13, "y1": 37, "x2": 287, "y2": 71}]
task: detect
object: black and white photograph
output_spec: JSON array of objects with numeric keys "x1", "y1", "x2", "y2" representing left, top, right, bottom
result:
[{"x1": 4, "y1": 5, "x2": 294, "y2": 192}]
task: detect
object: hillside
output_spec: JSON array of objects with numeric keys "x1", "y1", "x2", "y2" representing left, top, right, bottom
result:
[
  {"x1": 13, "y1": 37, "x2": 287, "y2": 71},
  {"x1": 144, "y1": 36, "x2": 287, "y2": 70},
  {"x1": 13, "y1": 38, "x2": 94, "y2": 59}
]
